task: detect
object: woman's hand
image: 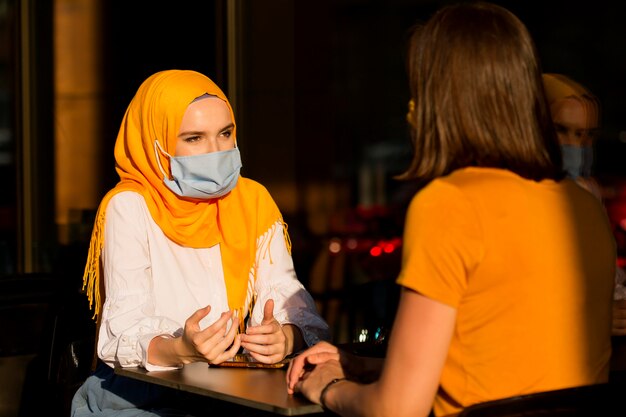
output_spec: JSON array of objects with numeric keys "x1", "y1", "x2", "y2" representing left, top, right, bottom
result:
[
  {"x1": 240, "y1": 299, "x2": 297, "y2": 363},
  {"x1": 149, "y1": 305, "x2": 241, "y2": 367},
  {"x1": 286, "y1": 341, "x2": 341, "y2": 394},
  {"x1": 180, "y1": 305, "x2": 242, "y2": 364},
  {"x1": 292, "y1": 359, "x2": 346, "y2": 405}
]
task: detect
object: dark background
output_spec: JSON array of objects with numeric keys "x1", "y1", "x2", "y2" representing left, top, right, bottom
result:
[
  {"x1": 2, "y1": 1, "x2": 626, "y2": 415},
  {"x1": 98, "y1": 0, "x2": 626, "y2": 192}
]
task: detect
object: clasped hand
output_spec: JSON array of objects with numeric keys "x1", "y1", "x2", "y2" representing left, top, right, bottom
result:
[{"x1": 286, "y1": 341, "x2": 346, "y2": 404}]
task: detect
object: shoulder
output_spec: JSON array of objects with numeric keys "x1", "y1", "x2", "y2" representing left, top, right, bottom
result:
[
  {"x1": 106, "y1": 190, "x2": 148, "y2": 215},
  {"x1": 405, "y1": 170, "x2": 485, "y2": 241},
  {"x1": 406, "y1": 174, "x2": 479, "y2": 237},
  {"x1": 414, "y1": 167, "x2": 541, "y2": 207},
  {"x1": 409, "y1": 172, "x2": 474, "y2": 216}
]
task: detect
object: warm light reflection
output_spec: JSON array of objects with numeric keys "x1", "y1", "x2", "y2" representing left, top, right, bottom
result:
[{"x1": 329, "y1": 238, "x2": 341, "y2": 254}]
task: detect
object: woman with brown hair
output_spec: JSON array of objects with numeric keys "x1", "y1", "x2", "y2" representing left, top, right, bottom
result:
[{"x1": 287, "y1": 3, "x2": 615, "y2": 416}]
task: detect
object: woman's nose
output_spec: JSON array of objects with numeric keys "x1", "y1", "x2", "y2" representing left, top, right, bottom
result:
[{"x1": 205, "y1": 137, "x2": 221, "y2": 153}]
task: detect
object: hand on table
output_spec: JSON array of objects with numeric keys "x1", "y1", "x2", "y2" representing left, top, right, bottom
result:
[
  {"x1": 291, "y1": 358, "x2": 346, "y2": 405},
  {"x1": 240, "y1": 299, "x2": 292, "y2": 364},
  {"x1": 286, "y1": 341, "x2": 342, "y2": 395}
]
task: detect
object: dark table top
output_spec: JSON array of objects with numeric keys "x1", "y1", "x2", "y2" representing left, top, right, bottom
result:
[{"x1": 115, "y1": 362, "x2": 324, "y2": 416}]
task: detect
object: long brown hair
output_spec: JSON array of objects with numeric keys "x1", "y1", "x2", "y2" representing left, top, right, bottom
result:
[{"x1": 399, "y1": 2, "x2": 563, "y2": 184}]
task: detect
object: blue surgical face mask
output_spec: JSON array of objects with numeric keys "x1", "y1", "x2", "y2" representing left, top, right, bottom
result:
[
  {"x1": 154, "y1": 140, "x2": 242, "y2": 199},
  {"x1": 561, "y1": 144, "x2": 593, "y2": 178}
]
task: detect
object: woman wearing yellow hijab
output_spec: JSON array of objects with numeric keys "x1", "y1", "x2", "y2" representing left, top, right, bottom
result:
[
  {"x1": 542, "y1": 73, "x2": 602, "y2": 198},
  {"x1": 72, "y1": 70, "x2": 329, "y2": 416},
  {"x1": 543, "y1": 73, "x2": 626, "y2": 339}
]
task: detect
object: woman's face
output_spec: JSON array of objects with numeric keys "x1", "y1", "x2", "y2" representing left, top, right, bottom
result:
[
  {"x1": 550, "y1": 97, "x2": 599, "y2": 147},
  {"x1": 175, "y1": 97, "x2": 235, "y2": 156}
]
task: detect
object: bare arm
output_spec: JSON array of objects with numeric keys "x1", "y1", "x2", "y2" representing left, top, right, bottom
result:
[{"x1": 292, "y1": 288, "x2": 456, "y2": 417}]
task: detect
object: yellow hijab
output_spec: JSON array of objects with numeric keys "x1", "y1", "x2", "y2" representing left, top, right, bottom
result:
[
  {"x1": 82, "y1": 70, "x2": 288, "y2": 324},
  {"x1": 542, "y1": 73, "x2": 600, "y2": 127}
]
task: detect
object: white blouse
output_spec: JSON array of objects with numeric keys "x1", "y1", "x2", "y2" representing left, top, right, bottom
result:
[{"x1": 98, "y1": 191, "x2": 329, "y2": 371}]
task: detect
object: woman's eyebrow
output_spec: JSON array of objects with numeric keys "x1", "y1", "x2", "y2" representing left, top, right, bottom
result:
[
  {"x1": 219, "y1": 123, "x2": 235, "y2": 133},
  {"x1": 178, "y1": 123, "x2": 235, "y2": 137},
  {"x1": 177, "y1": 130, "x2": 204, "y2": 137}
]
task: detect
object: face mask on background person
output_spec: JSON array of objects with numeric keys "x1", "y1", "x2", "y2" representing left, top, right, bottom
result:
[
  {"x1": 155, "y1": 140, "x2": 242, "y2": 199},
  {"x1": 561, "y1": 144, "x2": 593, "y2": 178}
]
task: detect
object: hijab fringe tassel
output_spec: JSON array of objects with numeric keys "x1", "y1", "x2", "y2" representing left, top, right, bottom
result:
[
  {"x1": 239, "y1": 219, "x2": 291, "y2": 333},
  {"x1": 82, "y1": 208, "x2": 105, "y2": 320}
]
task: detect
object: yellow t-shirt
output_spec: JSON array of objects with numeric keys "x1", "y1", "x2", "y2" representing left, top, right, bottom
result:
[{"x1": 397, "y1": 167, "x2": 615, "y2": 416}]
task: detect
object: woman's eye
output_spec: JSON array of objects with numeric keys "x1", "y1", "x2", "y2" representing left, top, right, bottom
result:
[
  {"x1": 588, "y1": 129, "x2": 601, "y2": 139},
  {"x1": 221, "y1": 130, "x2": 232, "y2": 138},
  {"x1": 184, "y1": 135, "x2": 201, "y2": 143}
]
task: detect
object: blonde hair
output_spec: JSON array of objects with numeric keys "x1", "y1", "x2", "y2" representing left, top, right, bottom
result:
[{"x1": 543, "y1": 73, "x2": 601, "y2": 132}]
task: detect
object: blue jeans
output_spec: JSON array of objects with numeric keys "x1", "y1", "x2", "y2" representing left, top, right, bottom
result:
[{"x1": 71, "y1": 361, "x2": 280, "y2": 417}]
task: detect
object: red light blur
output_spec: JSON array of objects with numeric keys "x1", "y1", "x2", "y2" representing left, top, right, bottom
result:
[{"x1": 369, "y1": 246, "x2": 382, "y2": 257}]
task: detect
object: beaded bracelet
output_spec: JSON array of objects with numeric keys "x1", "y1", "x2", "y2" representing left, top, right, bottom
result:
[{"x1": 319, "y1": 377, "x2": 347, "y2": 410}]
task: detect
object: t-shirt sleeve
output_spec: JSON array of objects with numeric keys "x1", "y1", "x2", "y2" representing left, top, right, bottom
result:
[{"x1": 396, "y1": 180, "x2": 484, "y2": 308}]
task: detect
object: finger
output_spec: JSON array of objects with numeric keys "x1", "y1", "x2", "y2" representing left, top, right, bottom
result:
[
  {"x1": 263, "y1": 299, "x2": 275, "y2": 324},
  {"x1": 203, "y1": 312, "x2": 241, "y2": 362},
  {"x1": 244, "y1": 322, "x2": 280, "y2": 336},
  {"x1": 287, "y1": 342, "x2": 336, "y2": 383},
  {"x1": 287, "y1": 355, "x2": 312, "y2": 390},
  {"x1": 306, "y1": 351, "x2": 341, "y2": 365},
  {"x1": 186, "y1": 305, "x2": 212, "y2": 331},
  {"x1": 246, "y1": 350, "x2": 278, "y2": 364},
  {"x1": 292, "y1": 380, "x2": 302, "y2": 395},
  {"x1": 293, "y1": 376, "x2": 311, "y2": 398},
  {"x1": 286, "y1": 361, "x2": 302, "y2": 394},
  {"x1": 211, "y1": 333, "x2": 242, "y2": 365},
  {"x1": 241, "y1": 333, "x2": 275, "y2": 347},
  {"x1": 241, "y1": 326, "x2": 284, "y2": 357},
  {"x1": 193, "y1": 311, "x2": 233, "y2": 346},
  {"x1": 228, "y1": 333, "x2": 242, "y2": 356},
  {"x1": 286, "y1": 358, "x2": 296, "y2": 385}
]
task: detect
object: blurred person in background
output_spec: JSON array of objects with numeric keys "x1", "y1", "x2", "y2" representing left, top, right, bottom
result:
[{"x1": 543, "y1": 73, "x2": 626, "y2": 336}]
